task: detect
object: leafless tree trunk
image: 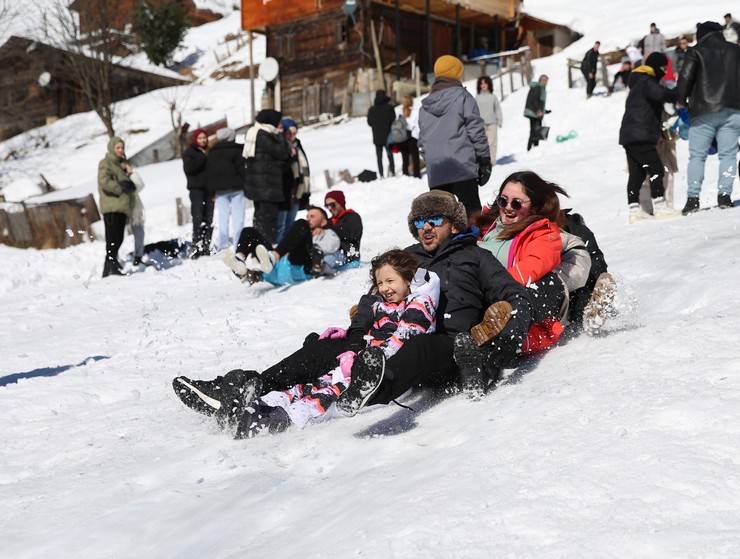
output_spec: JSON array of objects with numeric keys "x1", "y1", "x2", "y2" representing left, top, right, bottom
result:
[
  {"x1": 41, "y1": 0, "x2": 129, "y2": 137},
  {"x1": 160, "y1": 84, "x2": 193, "y2": 159}
]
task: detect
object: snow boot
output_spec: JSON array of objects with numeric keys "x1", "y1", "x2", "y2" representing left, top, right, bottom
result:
[
  {"x1": 234, "y1": 402, "x2": 291, "y2": 439},
  {"x1": 102, "y1": 259, "x2": 124, "y2": 278},
  {"x1": 172, "y1": 369, "x2": 259, "y2": 417},
  {"x1": 336, "y1": 347, "x2": 386, "y2": 416},
  {"x1": 681, "y1": 197, "x2": 700, "y2": 215},
  {"x1": 217, "y1": 374, "x2": 264, "y2": 432},
  {"x1": 583, "y1": 272, "x2": 617, "y2": 332},
  {"x1": 628, "y1": 203, "x2": 652, "y2": 224},
  {"x1": 718, "y1": 193, "x2": 733, "y2": 209},
  {"x1": 651, "y1": 197, "x2": 679, "y2": 219},
  {"x1": 454, "y1": 333, "x2": 486, "y2": 400},
  {"x1": 255, "y1": 244, "x2": 277, "y2": 273},
  {"x1": 470, "y1": 301, "x2": 512, "y2": 346}
]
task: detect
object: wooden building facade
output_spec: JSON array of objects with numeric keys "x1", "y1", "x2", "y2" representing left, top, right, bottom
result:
[
  {"x1": 242, "y1": 0, "x2": 527, "y2": 122},
  {"x1": 0, "y1": 36, "x2": 185, "y2": 140}
]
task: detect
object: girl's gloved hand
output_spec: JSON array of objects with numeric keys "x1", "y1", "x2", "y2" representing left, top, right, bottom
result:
[
  {"x1": 319, "y1": 327, "x2": 347, "y2": 340},
  {"x1": 336, "y1": 351, "x2": 356, "y2": 381}
]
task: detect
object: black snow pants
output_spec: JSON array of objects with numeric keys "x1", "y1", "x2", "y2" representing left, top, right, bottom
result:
[
  {"x1": 624, "y1": 143, "x2": 664, "y2": 205},
  {"x1": 103, "y1": 212, "x2": 127, "y2": 265},
  {"x1": 189, "y1": 189, "x2": 213, "y2": 254},
  {"x1": 253, "y1": 201, "x2": 280, "y2": 247}
]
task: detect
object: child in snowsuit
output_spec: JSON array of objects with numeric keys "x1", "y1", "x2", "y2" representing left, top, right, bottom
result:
[{"x1": 174, "y1": 249, "x2": 440, "y2": 438}]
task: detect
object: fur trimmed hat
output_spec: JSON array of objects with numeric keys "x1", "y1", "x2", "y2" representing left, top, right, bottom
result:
[{"x1": 407, "y1": 190, "x2": 467, "y2": 239}]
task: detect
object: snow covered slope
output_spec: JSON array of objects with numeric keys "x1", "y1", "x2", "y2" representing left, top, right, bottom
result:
[{"x1": 2, "y1": 4, "x2": 740, "y2": 558}]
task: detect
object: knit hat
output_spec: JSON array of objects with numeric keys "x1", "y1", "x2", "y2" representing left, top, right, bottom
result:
[
  {"x1": 215, "y1": 127, "x2": 235, "y2": 142},
  {"x1": 281, "y1": 118, "x2": 297, "y2": 130},
  {"x1": 191, "y1": 128, "x2": 207, "y2": 146},
  {"x1": 407, "y1": 190, "x2": 467, "y2": 239},
  {"x1": 696, "y1": 21, "x2": 723, "y2": 41},
  {"x1": 434, "y1": 55, "x2": 464, "y2": 81},
  {"x1": 324, "y1": 190, "x2": 346, "y2": 208},
  {"x1": 256, "y1": 109, "x2": 283, "y2": 127},
  {"x1": 644, "y1": 52, "x2": 668, "y2": 79}
]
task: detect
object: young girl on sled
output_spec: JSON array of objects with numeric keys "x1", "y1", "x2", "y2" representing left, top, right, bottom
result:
[{"x1": 173, "y1": 249, "x2": 440, "y2": 438}]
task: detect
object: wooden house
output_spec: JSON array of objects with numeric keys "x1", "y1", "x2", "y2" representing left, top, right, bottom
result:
[
  {"x1": 0, "y1": 36, "x2": 186, "y2": 140},
  {"x1": 241, "y1": 0, "x2": 571, "y2": 123}
]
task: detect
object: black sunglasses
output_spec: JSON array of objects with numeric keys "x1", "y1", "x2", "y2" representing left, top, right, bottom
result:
[
  {"x1": 496, "y1": 195, "x2": 530, "y2": 211},
  {"x1": 326, "y1": 202, "x2": 338, "y2": 209}
]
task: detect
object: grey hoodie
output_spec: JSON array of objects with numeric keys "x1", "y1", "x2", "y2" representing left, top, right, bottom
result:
[{"x1": 419, "y1": 82, "x2": 490, "y2": 188}]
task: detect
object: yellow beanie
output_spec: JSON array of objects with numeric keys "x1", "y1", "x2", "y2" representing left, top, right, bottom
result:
[{"x1": 434, "y1": 55, "x2": 464, "y2": 80}]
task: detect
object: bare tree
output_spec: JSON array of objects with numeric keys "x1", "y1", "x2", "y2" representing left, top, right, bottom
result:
[
  {"x1": 41, "y1": 0, "x2": 129, "y2": 137},
  {"x1": 160, "y1": 83, "x2": 194, "y2": 159}
]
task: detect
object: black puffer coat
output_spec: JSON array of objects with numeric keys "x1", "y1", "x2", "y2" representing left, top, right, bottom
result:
[
  {"x1": 332, "y1": 210, "x2": 363, "y2": 262},
  {"x1": 182, "y1": 145, "x2": 208, "y2": 191},
  {"x1": 404, "y1": 232, "x2": 531, "y2": 341},
  {"x1": 207, "y1": 141, "x2": 246, "y2": 193},
  {"x1": 618, "y1": 69, "x2": 677, "y2": 146},
  {"x1": 677, "y1": 32, "x2": 740, "y2": 118},
  {"x1": 244, "y1": 130, "x2": 291, "y2": 203},
  {"x1": 366, "y1": 91, "x2": 396, "y2": 146}
]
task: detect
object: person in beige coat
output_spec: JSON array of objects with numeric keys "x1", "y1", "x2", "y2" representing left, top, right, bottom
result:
[{"x1": 475, "y1": 75, "x2": 503, "y2": 165}]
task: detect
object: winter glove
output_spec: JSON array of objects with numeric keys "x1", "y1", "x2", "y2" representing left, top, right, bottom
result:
[
  {"x1": 545, "y1": 110, "x2": 552, "y2": 114},
  {"x1": 477, "y1": 158, "x2": 492, "y2": 186},
  {"x1": 119, "y1": 179, "x2": 136, "y2": 193},
  {"x1": 319, "y1": 327, "x2": 347, "y2": 340},
  {"x1": 336, "y1": 351, "x2": 356, "y2": 382},
  {"x1": 677, "y1": 107, "x2": 690, "y2": 125},
  {"x1": 470, "y1": 301, "x2": 513, "y2": 347}
]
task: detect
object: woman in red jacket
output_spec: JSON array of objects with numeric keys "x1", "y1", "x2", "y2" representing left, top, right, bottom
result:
[{"x1": 478, "y1": 170, "x2": 569, "y2": 353}]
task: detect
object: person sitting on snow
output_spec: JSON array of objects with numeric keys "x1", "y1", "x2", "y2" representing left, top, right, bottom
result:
[
  {"x1": 174, "y1": 249, "x2": 440, "y2": 438},
  {"x1": 324, "y1": 190, "x2": 363, "y2": 265},
  {"x1": 226, "y1": 206, "x2": 344, "y2": 285}
]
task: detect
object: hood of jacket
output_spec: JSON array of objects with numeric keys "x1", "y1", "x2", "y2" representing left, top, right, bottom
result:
[
  {"x1": 373, "y1": 90, "x2": 390, "y2": 105},
  {"x1": 421, "y1": 83, "x2": 467, "y2": 118},
  {"x1": 106, "y1": 135, "x2": 125, "y2": 161}
]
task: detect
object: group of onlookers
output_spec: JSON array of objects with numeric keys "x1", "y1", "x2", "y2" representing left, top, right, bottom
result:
[{"x1": 618, "y1": 19, "x2": 740, "y2": 221}]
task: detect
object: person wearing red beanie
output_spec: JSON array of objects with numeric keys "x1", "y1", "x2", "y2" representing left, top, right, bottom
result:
[{"x1": 324, "y1": 190, "x2": 363, "y2": 263}]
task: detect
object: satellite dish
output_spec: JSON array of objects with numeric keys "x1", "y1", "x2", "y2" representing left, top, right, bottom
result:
[
  {"x1": 343, "y1": 0, "x2": 358, "y2": 16},
  {"x1": 38, "y1": 71, "x2": 51, "y2": 87},
  {"x1": 258, "y1": 57, "x2": 279, "y2": 82}
]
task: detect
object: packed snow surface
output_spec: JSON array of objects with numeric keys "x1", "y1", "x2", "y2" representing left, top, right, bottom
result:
[{"x1": 2, "y1": 4, "x2": 740, "y2": 558}]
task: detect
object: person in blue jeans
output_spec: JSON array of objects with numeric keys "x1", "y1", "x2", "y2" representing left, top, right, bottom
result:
[
  {"x1": 207, "y1": 127, "x2": 246, "y2": 250},
  {"x1": 677, "y1": 21, "x2": 740, "y2": 214}
]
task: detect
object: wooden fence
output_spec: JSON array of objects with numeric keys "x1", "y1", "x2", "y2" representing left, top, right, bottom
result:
[
  {"x1": 0, "y1": 193, "x2": 101, "y2": 249},
  {"x1": 464, "y1": 46, "x2": 533, "y2": 101}
]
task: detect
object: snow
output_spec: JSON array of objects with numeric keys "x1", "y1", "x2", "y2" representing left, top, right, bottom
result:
[
  {"x1": 0, "y1": 80, "x2": 263, "y2": 202},
  {"x1": 3, "y1": 3, "x2": 740, "y2": 557}
]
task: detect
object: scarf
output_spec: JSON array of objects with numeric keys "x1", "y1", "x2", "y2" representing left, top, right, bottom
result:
[{"x1": 242, "y1": 122, "x2": 279, "y2": 158}]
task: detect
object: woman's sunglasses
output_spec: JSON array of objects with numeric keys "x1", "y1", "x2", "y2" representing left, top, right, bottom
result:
[
  {"x1": 325, "y1": 202, "x2": 338, "y2": 210},
  {"x1": 496, "y1": 195, "x2": 530, "y2": 211},
  {"x1": 413, "y1": 215, "x2": 446, "y2": 229}
]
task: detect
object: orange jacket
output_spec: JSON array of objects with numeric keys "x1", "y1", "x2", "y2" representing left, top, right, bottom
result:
[{"x1": 480, "y1": 217, "x2": 564, "y2": 354}]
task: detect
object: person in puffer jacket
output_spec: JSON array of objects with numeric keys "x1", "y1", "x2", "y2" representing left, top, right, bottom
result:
[
  {"x1": 419, "y1": 55, "x2": 491, "y2": 221},
  {"x1": 477, "y1": 170, "x2": 570, "y2": 354}
]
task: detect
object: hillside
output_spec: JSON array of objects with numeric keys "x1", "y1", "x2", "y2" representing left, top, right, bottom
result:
[{"x1": 2, "y1": 3, "x2": 740, "y2": 558}]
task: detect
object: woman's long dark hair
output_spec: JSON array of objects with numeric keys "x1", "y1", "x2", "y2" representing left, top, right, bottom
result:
[
  {"x1": 477, "y1": 75, "x2": 494, "y2": 94},
  {"x1": 477, "y1": 171, "x2": 569, "y2": 240}
]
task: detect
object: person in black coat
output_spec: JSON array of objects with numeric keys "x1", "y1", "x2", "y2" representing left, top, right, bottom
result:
[
  {"x1": 523, "y1": 75, "x2": 549, "y2": 151},
  {"x1": 182, "y1": 128, "x2": 212, "y2": 257},
  {"x1": 243, "y1": 109, "x2": 292, "y2": 246},
  {"x1": 366, "y1": 89, "x2": 396, "y2": 178},
  {"x1": 208, "y1": 128, "x2": 247, "y2": 251},
  {"x1": 581, "y1": 41, "x2": 600, "y2": 98},
  {"x1": 677, "y1": 22, "x2": 740, "y2": 212},
  {"x1": 618, "y1": 52, "x2": 677, "y2": 221}
]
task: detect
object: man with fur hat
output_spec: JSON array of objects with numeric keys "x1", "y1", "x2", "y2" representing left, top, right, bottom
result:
[
  {"x1": 243, "y1": 109, "x2": 292, "y2": 245},
  {"x1": 677, "y1": 21, "x2": 740, "y2": 213},
  {"x1": 618, "y1": 52, "x2": 678, "y2": 222},
  {"x1": 337, "y1": 190, "x2": 532, "y2": 413},
  {"x1": 419, "y1": 55, "x2": 491, "y2": 222}
]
